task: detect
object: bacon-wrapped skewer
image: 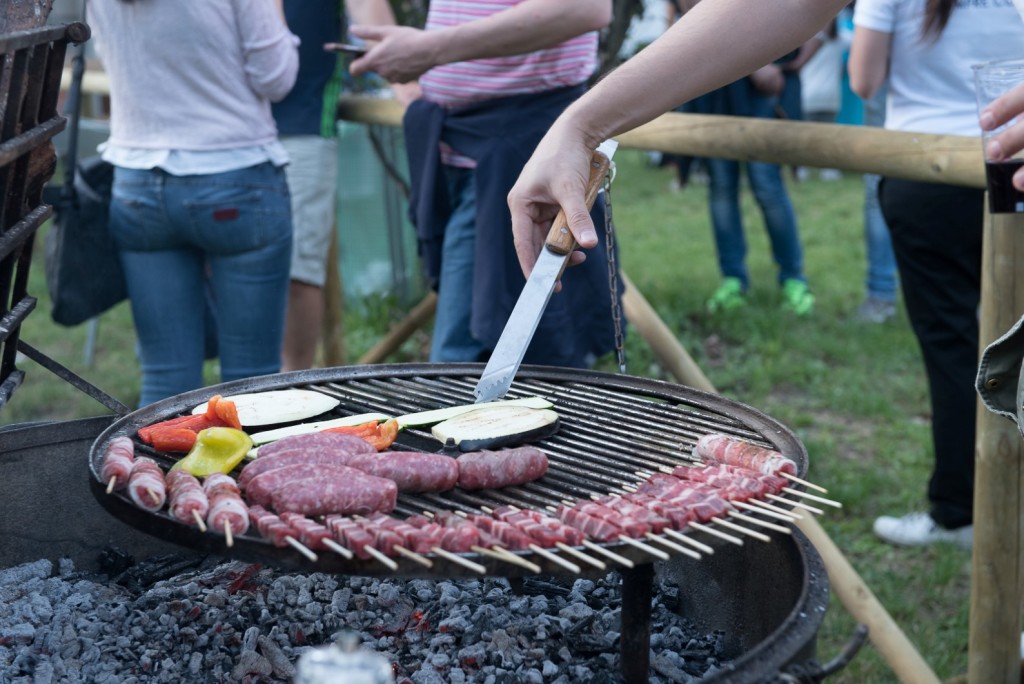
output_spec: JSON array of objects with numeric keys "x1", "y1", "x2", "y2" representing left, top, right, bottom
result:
[
  {"x1": 694, "y1": 433, "x2": 797, "y2": 475},
  {"x1": 127, "y1": 457, "x2": 167, "y2": 512},
  {"x1": 166, "y1": 469, "x2": 209, "y2": 530},
  {"x1": 101, "y1": 436, "x2": 136, "y2": 493},
  {"x1": 204, "y1": 473, "x2": 249, "y2": 545}
]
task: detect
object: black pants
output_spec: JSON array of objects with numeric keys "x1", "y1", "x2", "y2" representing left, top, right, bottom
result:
[{"x1": 879, "y1": 178, "x2": 984, "y2": 529}]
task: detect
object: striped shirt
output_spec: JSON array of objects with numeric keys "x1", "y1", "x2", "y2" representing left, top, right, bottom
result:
[{"x1": 419, "y1": 0, "x2": 598, "y2": 166}]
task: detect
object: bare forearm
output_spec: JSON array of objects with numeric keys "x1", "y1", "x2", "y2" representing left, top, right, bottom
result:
[
  {"x1": 433, "y1": 0, "x2": 611, "y2": 64},
  {"x1": 562, "y1": 0, "x2": 848, "y2": 148}
]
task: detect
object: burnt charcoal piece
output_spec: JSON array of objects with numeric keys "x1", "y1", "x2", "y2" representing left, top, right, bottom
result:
[
  {"x1": 112, "y1": 554, "x2": 207, "y2": 593},
  {"x1": 97, "y1": 546, "x2": 135, "y2": 577}
]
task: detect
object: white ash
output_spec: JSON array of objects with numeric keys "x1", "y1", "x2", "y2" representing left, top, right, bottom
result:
[{"x1": 0, "y1": 555, "x2": 726, "y2": 683}]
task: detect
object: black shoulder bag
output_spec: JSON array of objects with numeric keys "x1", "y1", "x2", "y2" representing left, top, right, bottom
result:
[{"x1": 43, "y1": 27, "x2": 127, "y2": 327}]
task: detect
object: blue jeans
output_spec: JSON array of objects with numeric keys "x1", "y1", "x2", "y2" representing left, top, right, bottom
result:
[
  {"x1": 706, "y1": 155, "x2": 805, "y2": 288},
  {"x1": 110, "y1": 163, "x2": 293, "y2": 406},
  {"x1": 862, "y1": 86, "x2": 898, "y2": 302},
  {"x1": 863, "y1": 173, "x2": 898, "y2": 302},
  {"x1": 430, "y1": 165, "x2": 486, "y2": 362}
]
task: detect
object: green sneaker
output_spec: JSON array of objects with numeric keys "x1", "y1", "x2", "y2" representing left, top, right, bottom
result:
[
  {"x1": 781, "y1": 279, "x2": 814, "y2": 316},
  {"x1": 706, "y1": 277, "x2": 746, "y2": 313}
]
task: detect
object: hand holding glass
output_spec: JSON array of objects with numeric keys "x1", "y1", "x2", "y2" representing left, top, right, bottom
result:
[{"x1": 974, "y1": 59, "x2": 1024, "y2": 213}]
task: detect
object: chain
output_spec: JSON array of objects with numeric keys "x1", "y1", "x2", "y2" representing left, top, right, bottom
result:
[{"x1": 602, "y1": 163, "x2": 627, "y2": 374}]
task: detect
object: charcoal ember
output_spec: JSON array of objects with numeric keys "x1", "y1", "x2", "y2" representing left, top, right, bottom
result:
[
  {"x1": 96, "y1": 547, "x2": 134, "y2": 577},
  {"x1": 0, "y1": 556, "x2": 736, "y2": 684},
  {"x1": 567, "y1": 632, "x2": 614, "y2": 654}
]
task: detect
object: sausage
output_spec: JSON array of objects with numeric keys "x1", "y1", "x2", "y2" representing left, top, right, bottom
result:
[
  {"x1": 344, "y1": 451, "x2": 459, "y2": 493},
  {"x1": 246, "y1": 463, "x2": 368, "y2": 507},
  {"x1": 100, "y1": 436, "x2": 135, "y2": 491},
  {"x1": 693, "y1": 433, "x2": 797, "y2": 476},
  {"x1": 127, "y1": 457, "x2": 167, "y2": 512},
  {"x1": 239, "y1": 436, "x2": 375, "y2": 489},
  {"x1": 254, "y1": 431, "x2": 376, "y2": 459},
  {"x1": 270, "y1": 471, "x2": 398, "y2": 517},
  {"x1": 456, "y1": 447, "x2": 548, "y2": 491}
]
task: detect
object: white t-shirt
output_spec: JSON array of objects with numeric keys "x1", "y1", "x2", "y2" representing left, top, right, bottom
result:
[{"x1": 854, "y1": 0, "x2": 1024, "y2": 136}]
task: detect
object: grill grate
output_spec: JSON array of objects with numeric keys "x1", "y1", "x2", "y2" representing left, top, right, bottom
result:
[
  {"x1": 88, "y1": 363, "x2": 807, "y2": 578},
  {"x1": 0, "y1": 23, "x2": 90, "y2": 409}
]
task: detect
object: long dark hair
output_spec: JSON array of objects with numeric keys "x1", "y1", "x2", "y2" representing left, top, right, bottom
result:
[{"x1": 922, "y1": 0, "x2": 956, "y2": 40}]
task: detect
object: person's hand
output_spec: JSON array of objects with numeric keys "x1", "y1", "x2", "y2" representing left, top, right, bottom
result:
[
  {"x1": 348, "y1": 25, "x2": 436, "y2": 83},
  {"x1": 748, "y1": 64, "x2": 785, "y2": 96},
  {"x1": 508, "y1": 123, "x2": 598, "y2": 281},
  {"x1": 390, "y1": 81, "x2": 422, "y2": 108},
  {"x1": 981, "y1": 81, "x2": 1024, "y2": 191}
]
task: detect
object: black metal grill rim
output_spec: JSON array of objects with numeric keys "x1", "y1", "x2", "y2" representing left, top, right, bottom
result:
[{"x1": 89, "y1": 363, "x2": 808, "y2": 577}]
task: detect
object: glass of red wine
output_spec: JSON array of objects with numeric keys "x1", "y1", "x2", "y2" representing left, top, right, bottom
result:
[{"x1": 974, "y1": 59, "x2": 1024, "y2": 214}]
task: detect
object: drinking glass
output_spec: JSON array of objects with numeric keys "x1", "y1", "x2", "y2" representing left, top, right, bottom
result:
[{"x1": 973, "y1": 59, "x2": 1024, "y2": 214}]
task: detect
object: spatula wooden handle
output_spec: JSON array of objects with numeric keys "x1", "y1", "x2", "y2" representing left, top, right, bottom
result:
[{"x1": 544, "y1": 149, "x2": 613, "y2": 255}]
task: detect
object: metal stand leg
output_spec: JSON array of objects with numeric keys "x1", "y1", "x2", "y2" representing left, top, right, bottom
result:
[
  {"x1": 620, "y1": 563, "x2": 654, "y2": 683},
  {"x1": 83, "y1": 318, "x2": 98, "y2": 368}
]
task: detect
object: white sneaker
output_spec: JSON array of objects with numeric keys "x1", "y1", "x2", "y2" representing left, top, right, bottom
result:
[{"x1": 873, "y1": 512, "x2": 973, "y2": 550}]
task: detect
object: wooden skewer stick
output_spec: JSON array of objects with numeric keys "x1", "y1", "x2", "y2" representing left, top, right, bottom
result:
[
  {"x1": 646, "y1": 533, "x2": 701, "y2": 560},
  {"x1": 146, "y1": 487, "x2": 161, "y2": 504},
  {"x1": 192, "y1": 509, "x2": 208, "y2": 532},
  {"x1": 393, "y1": 545, "x2": 433, "y2": 568},
  {"x1": 766, "y1": 493, "x2": 824, "y2": 515},
  {"x1": 620, "y1": 484, "x2": 638, "y2": 494},
  {"x1": 285, "y1": 536, "x2": 319, "y2": 563},
  {"x1": 431, "y1": 547, "x2": 487, "y2": 574},
  {"x1": 322, "y1": 537, "x2": 354, "y2": 561},
  {"x1": 728, "y1": 511, "x2": 792, "y2": 534},
  {"x1": 581, "y1": 540, "x2": 634, "y2": 568},
  {"x1": 748, "y1": 498, "x2": 804, "y2": 519},
  {"x1": 529, "y1": 544, "x2": 581, "y2": 574},
  {"x1": 690, "y1": 521, "x2": 744, "y2": 545},
  {"x1": 556, "y1": 542, "x2": 606, "y2": 570},
  {"x1": 733, "y1": 500, "x2": 799, "y2": 522},
  {"x1": 617, "y1": 535, "x2": 670, "y2": 561},
  {"x1": 223, "y1": 520, "x2": 234, "y2": 547},
  {"x1": 106, "y1": 477, "x2": 117, "y2": 494},
  {"x1": 473, "y1": 545, "x2": 541, "y2": 573},
  {"x1": 782, "y1": 471, "x2": 828, "y2": 493},
  {"x1": 712, "y1": 517, "x2": 771, "y2": 542},
  {"x1": 663, "y1": 529, "x2": 714, "y2": 554},
  {"x1": 782, "y1": 487, "x2": 842, "y2": 509},
  {"x1": 362, "y1": 544, "x2": 399, "y2": 571}
]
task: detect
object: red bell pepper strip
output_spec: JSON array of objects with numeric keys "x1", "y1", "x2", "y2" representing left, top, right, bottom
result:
[
  {"x1": 137, "y1": 395, "x2": 242, "y2": 452},
  {"x1": 324, "y1": 418, "x2": 399, "y2": 452}
]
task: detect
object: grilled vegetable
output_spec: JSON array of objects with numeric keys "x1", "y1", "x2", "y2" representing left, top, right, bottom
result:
[
  {"x1": 324, "y1": 418, "x2": 400, "y2": 452},
  {"x1": 396, "y1": 396, "x2": 554, "y2": 429},
  {"x1": 191, "y1": 389, "x2": 340, "y2": 427},
  {"x1": 170, "y1": 427, "x2": 253, "y2": 477},
  {"x1": 431, "y1": 405, "x2": 559, "y2": 452},
  {"x1": 247, "y1": 412, "x2": 392, "y2": 447}
]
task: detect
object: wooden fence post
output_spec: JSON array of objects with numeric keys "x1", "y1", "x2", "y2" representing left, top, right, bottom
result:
[{"x1": 968, "y1": 207, "x2": 1024, "y2": 684}]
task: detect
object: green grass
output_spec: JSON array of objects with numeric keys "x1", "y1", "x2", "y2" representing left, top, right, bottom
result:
[{"x1": 3, "y1": 151, "x2": 968, "y2": 682}]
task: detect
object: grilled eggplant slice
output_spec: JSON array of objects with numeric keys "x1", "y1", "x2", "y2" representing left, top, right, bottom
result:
[
  {"x1": 396, "y1": 396, "x2": 554, "y2": 429},
  {"x1": 431, "y1": 405, "x2": 559, "y2": 452}
]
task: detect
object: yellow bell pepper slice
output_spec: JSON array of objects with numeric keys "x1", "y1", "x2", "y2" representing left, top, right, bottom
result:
[{"x1": 171, "y1": 427, "x2": 253, "y2": 477}]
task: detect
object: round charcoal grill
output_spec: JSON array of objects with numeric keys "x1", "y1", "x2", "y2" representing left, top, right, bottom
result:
[
  {"x1": 88, "y1": 363, "x2": 808, "y2": 576},
  {"x1": 87, "y1": 363, "x2": 822, "y2": 682}
]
